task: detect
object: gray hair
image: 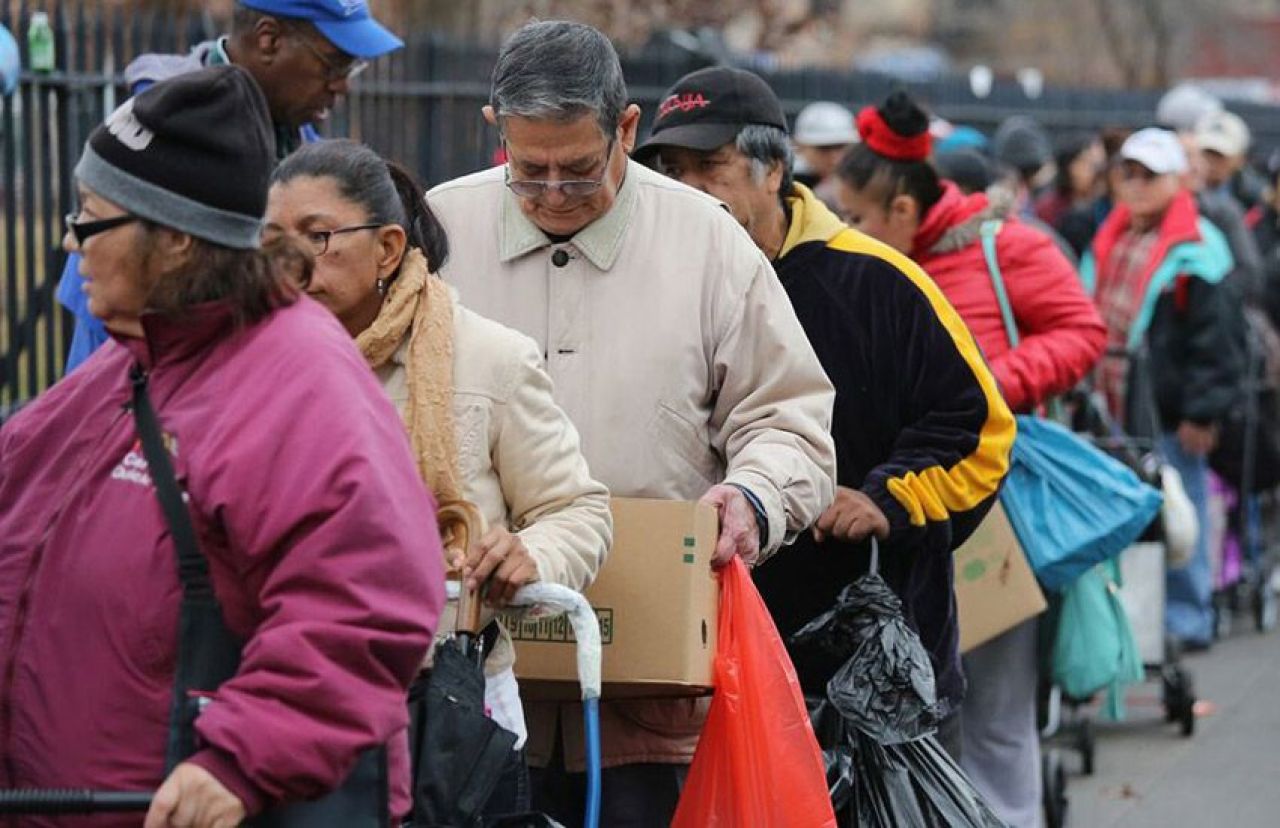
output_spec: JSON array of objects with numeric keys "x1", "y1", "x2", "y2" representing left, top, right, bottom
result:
[
  {"x1": 736, "y1": 124, "x2": 795, "y2": 197},
  {"x1": 490, "y1": 21, "x2": 628, "y2": 138}
]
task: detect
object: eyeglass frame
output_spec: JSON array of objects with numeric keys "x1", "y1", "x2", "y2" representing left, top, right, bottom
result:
[
  {"x1": 282, "y1": 21, "x2": 368, "y2": 82},
  {"x1": 503, "y1": 137, "x2": 617, "y2": 199},
  {"x1": 296, "y1": 223, "x2": 384, "y2": 256},
  {"x1": 65, "y1": 212, "x2": 139, "y2": 246}
]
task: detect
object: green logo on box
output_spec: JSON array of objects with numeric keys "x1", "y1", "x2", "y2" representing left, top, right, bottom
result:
[{"x1": 962, "y1": 559, "x2": 987, "y2": 582}]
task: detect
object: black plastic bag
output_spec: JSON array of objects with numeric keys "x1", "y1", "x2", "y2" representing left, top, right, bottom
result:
[
  {"x1": 789, "y1": 541, "x2": 1006, "y2": 827},
  {"x1": 789, "y1": 567, "x2": 941, "y2": 744}
]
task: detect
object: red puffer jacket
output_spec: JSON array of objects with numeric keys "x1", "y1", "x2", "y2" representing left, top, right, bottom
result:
[{"x1": 910, "y1": 182, "x2": 1107, "y2": 412}]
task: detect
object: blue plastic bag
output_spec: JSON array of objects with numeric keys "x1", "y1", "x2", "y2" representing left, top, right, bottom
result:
[{"x1": 1000, "y1": 415, "x2": 1163, "y2": 592}]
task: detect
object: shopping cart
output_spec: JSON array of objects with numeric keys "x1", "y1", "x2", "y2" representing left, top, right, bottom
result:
[{"x1": 1068, "y1": 377, "x2": 1198, "y2": 734}]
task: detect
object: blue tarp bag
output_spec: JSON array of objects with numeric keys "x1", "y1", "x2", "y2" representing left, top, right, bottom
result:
[
  {"x1": 980, "y1": 221, "x2": 1163, "y2": 591},
  {"x1": 1001, "y1": 415, "x2": 1162, "y2": 590}
]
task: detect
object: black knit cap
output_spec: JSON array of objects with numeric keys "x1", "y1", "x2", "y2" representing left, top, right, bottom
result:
[{"x1": 75, "y1": 64, "x2": 275, "y2": 249}]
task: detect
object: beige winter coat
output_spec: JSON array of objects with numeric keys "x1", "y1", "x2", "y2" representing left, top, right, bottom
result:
[
  {"x1": 376, "y1": 297, "x2": 613, "y2": 677},
  {"x1": 427, "y1": 159, "x2": 837, "y2": 770}
]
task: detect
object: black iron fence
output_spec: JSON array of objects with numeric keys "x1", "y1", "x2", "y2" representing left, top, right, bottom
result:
[{"x1": 6, "y1": 0, "x2": 1280, "y2": 411}]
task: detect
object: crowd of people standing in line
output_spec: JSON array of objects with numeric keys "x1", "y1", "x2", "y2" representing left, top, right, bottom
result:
[{"x1": 2, "y1": 1, "x2": 1276, "y2": 826}]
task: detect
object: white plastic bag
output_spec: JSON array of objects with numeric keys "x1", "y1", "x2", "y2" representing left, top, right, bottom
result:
[{"x1": 1160, "y1": 465, "x2": 1198, "y2": 568}]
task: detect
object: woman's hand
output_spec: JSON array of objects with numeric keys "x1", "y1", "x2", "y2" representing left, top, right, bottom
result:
[
  {"x1": 144, "y1": 762, "x2": 245, "y2": 828},
  {"x1": 463, "y1": 525, "x2": 539, "y2": 606}
]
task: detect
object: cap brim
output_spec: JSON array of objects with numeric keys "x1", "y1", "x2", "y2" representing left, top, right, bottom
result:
[
  {"x1": 313, "y1": 16, "x2": 403, "y2": 60},
  {"x1": 1197, "y1": 136, "x2": 1242, "y2": 158},
  {"x1": 633, "y1": 122, "x2": 743, "y2": 163},
  {"x1": 1119, "y1": 149, "x2": 1183, "y2": 176}
]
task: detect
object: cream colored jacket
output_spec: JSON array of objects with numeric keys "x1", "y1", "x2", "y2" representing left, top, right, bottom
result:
[
  {"x1": 428, "y1": 159, "x2": 836, "y2": 554},
  {"x1": 428, "y1": 160, "x2": 837, "y2": 769},
  {"x1": 375, "y1": 298, "x2": 613, "y2": 677}
]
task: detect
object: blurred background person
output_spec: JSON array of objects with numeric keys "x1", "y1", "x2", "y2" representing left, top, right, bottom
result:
[
  {"x1": 1082, "y1": 128, "x2": 1243, "y2": 651},
  {"x1": 792, "y1": 100, "x2": 858, "y2": 210},
  {"x1": 1196, "y1": 109, "x2": 1267, "y2": 213},
  {"x1": 993, "y1": 114, "x2": 1054, "y2": 219},
  {"x1": 934, "y1": 148, "x2": 996, "y2": 196},
  {"x1": 1036, "y1": 131, "x2": 1108, "y2": 257},
  {"x1": 1156, "y1": 82, "x2": 1223, "y2": 135}
]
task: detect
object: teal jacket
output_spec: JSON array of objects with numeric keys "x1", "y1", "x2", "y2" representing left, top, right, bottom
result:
[{"x1": 1083, "y1": 189, "x2": 1242, "y2": 428}]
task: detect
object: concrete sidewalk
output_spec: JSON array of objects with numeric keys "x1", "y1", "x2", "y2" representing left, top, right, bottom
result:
[{"x1": 1060, "y1": 622, "x2": 1280, "y2": 827}]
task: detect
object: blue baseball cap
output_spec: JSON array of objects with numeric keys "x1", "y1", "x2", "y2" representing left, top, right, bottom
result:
[{"x1": 240, "y1": 0, "x2": 403, "y2": 59}]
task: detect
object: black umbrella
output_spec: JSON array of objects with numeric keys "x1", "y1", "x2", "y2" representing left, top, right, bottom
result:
[{"x1": 409, "y1": 502, "x2": 520, "y2": 828}]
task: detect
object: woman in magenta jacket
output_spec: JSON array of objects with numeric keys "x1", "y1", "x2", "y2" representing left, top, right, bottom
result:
[
  {"x1": 835, "y1": 92, "x2": 1107, "y2": 828},
  {"x1": 0, "y1": 67, "x2": 443, "y2": 828}
]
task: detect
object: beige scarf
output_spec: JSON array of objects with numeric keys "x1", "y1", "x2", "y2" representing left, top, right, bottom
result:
[{"x1": 356, "y1": 247, "x2": 462, "y2": 504}]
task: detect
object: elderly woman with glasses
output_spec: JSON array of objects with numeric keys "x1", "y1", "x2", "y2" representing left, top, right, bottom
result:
[
  {"x1": 265, "y1": 138, "x2": 613, "y2": 818},
  {"x1": 0, "y1": 67, "x2": 445, "y2": 828}
]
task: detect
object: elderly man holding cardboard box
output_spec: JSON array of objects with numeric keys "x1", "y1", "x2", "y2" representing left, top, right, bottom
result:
[{"x1": 427, "y1": 20, "x2": 836, "y2": 828}]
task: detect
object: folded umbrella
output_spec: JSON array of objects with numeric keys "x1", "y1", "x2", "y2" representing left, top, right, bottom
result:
[{"x1": 410, "y1": 501, "x2": 519, "y2": 828}]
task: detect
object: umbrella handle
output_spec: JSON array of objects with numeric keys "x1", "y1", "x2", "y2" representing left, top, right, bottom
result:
[
  {"x1": 437, "y1": 499, "x2": 486, "y2": 634},
  {"x1": 0, "y1": 789, "x2": 152, "y2": 814}
]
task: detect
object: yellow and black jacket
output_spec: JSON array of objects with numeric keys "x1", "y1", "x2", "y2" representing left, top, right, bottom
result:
[{"x1": 753, "y1": 184, "x2": 1015, "y2": 711}]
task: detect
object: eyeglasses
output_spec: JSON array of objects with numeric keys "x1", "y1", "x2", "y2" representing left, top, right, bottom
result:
[
  {"x1": 65, "y1": 212, "x2": 138, "y2": 245},
  {"x1": 504, "y1": 139, "x2": 616, "y2": 199},
  {"x1": 298, "y1": 223, "x2": 383, "y2": 256},
  {"x1": 284, "y1": 22, "x2": 367, "y2": 82}
]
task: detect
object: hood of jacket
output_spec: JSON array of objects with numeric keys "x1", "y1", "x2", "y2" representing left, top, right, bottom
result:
[{"x1": 913, "y1": 181, "x2": 1017, "y2": 260}]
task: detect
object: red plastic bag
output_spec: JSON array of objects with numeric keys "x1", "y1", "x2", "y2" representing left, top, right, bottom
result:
[{"x1": 672, "y1": 557, "x2": 837, "y2": 828}]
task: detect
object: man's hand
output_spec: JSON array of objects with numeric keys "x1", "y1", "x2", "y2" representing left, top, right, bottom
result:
[
  {"x1": 144, "y1": 762, "x2": 244, "y2": 828},
  {"x1": 813, "y1": 486, "x2": 890, "y2": 543},
  {"x1": 1177, "y1": 421, "x2": 1218, "y2": 457},
  {"x1": 700, "y1": 484, "x2": 762, "y2": 567},
  {"x1": 463, "y1": 525, "x2": 539, "y2": 607}
]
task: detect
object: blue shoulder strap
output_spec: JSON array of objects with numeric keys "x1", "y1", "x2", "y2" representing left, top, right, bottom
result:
[{"x1": 979, "y1": 220, "x2": 1020, "y2": 348}]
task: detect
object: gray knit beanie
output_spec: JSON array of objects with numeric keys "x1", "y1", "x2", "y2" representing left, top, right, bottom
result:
[{"x1": 75, "y1": 64, "x2": 275, "y2": 249}]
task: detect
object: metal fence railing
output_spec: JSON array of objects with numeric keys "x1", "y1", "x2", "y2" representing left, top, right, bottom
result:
[{"x1": 6, "y1": 1, "x2": 1280, "y2": 411}]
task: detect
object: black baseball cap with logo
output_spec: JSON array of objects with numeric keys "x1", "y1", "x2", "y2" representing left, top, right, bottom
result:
[{"x1": 634, "y1": 66, "x2": 787, "y2": 163}]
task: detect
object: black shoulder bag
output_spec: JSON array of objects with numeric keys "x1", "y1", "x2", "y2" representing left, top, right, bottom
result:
[{"x1": 132, "y1": 365, "x2": 388, "y2": 827}]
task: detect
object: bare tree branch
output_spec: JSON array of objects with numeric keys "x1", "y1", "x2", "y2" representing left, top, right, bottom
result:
[
  {"x1": 1092, "y1": 0, "x2": 1142, "y2": 87},
  {"x1": 1138, "y1": 0, "x2": 1173, "y2": 87}
]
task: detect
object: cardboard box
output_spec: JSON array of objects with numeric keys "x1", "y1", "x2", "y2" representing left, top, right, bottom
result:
[
  {"x1": 954, "y1": 503, "x2": 1047, "y2": 653},
  {"x1": 507, "y1": 497, "x2": 719, "y2": 700}
]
